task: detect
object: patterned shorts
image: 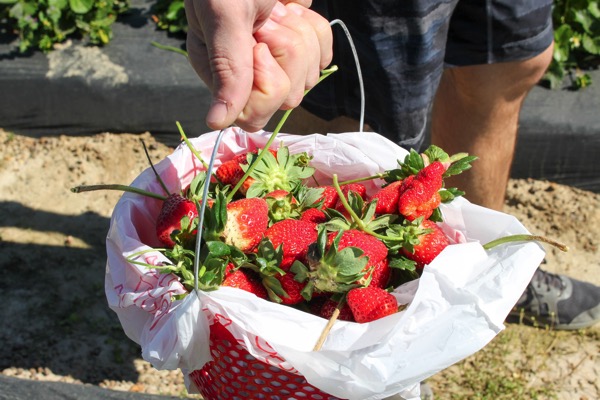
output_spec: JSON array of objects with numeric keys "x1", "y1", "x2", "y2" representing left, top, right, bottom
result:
[{"x1": 301, "y1": 0, "x2": 554, "y2": 150}]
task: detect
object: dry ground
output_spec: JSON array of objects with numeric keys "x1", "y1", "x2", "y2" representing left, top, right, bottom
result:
[{"x1": 0, "y1": 129, "x2": 598, "y2": 399}]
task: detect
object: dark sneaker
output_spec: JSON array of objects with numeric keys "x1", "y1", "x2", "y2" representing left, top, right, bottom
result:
[{"x1": 508, "y1": 268, "x2": 600, "y2": 330}]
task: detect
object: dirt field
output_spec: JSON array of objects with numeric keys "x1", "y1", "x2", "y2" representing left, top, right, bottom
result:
[{"x1": 0, "y1": 129, "x2": 598, "y2": 399}]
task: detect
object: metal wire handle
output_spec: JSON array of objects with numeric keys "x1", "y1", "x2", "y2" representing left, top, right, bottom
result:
[{"x1": 329, "y1": 19, "x2": 365, "y2": 133}]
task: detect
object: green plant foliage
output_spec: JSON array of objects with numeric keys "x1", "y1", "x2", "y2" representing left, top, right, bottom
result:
[
  {"x1": 543, "y1": 0, "x2": 600, "y2": 89},
  {"x1": 0, "y1": 0, "x2": 130, "y2": 53},
  {"x1": 151, "y1": 0, "x2": 186, "y2": 35}
]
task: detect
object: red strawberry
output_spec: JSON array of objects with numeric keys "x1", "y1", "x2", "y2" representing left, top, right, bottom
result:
[
  {"x1": 222, "y1": 197, "x2": 269, "y2": 252},
  {"x1": 274, "y1": 272, "x2": 306, "y2": 305},
  {"x1": 369, "y1": 180, "x2": 403, "y2": 214},
  {"x1": 318, "y1": 297, "x2": 355, "y2": 322},
  {"x1": 265, "y1": 219, "x2": 318, "y2": 270},
  {"x1": 398, "y1": 161, "x2": 445, "y2": 221},
  {"x1": 156, "y1": 194, "x2": 199, "y2": 247},
  {"x1": 215, "y1": 149, "x2": 277, "y2": 195},
  {"x1": 346, "y1": 287, "x2": 399, "y2": 323},
  {"x1": 315, "y1": 185, "x2": 339, "y2": 209},
  {"x1": 300, "y1": 208, "x2": 328, "y2": 224},
  {"x1": 401, "y1": 219, "x2": 450, "y2": 269},
  {"x1": 328, "y1": 230, "x2": 388, "y2": 281},
  {"x1": 365, "y1": 258, "x2": 392, "y2": 289},
  {"x1": 222, "y1": 264, "x2": 268, "y2": 299}
]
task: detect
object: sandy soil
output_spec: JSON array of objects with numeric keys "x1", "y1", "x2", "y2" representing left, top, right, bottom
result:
[{"x1": 0, "y1": 129, "x2": 598, "y2": 399}]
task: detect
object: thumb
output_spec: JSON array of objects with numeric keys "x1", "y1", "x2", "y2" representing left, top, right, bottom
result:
[{"x1": 202, "y1": 22, "x2": 255, "y2": 130}]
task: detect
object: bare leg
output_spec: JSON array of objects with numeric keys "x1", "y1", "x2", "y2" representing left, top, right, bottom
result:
[{"x1": 431, "y1": 44, "x2": 554, "y2": 211}]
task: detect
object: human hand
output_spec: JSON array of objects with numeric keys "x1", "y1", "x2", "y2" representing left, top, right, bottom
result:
[{"x1": 184, "y1": 0, "x2": 333, "y2": 132}]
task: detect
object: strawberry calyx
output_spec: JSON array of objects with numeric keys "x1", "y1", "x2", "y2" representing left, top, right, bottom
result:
[
  {"x1": 242, "y1": 146, "x2": 316, "y2": 198},
  {"x1": 292, "y1": 227, "x2": 367, "y2": 301}
]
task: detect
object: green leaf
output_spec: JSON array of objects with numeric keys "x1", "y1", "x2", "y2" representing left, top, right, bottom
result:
[
  {"x1": 589, "y1": 1, "x2": 600, "y2": 18},
  {"x1": 573, "y1": 9, "x2": 593, "y2": 33},
  {"x1": 49, "y1": 0, "x2": 68, "y2": 9},
  {"x1": 69, "y1": 0, "x2": 94, "y2": 14},
  {"x1": 423, "y1": 145, "x2": 449, "y2": 163},
  {"x1": 0, "y1": 0, "x2": 18, "y2": 4},
  {"x1": 444, "y1": 155, "x2": 478, "y2": 178},
  {"x1": 582, "y1": 33, "x2": 600, "y2": 55},
  {"x1": 553, "y1": 24, "x2": 573, "y2": 62}
]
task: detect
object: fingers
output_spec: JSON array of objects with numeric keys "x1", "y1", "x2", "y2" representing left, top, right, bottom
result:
[
  {"x1": 236, "y1": 43, "x2": 291, "y2": 132},
  {"x1": 254, "y1": 2, "x2": 333, "y2": 109},
  {"x1": 183, "y1": 0, "x2": 332, "y2": 132},
  {"x1": 286, "y1": 3, "x2": 333, "y2": 71},
  {"x1": 184, "y1": 0, "x2": 275, "y2": 130}
]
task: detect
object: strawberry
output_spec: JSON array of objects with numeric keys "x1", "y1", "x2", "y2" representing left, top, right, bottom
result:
[
  {"x1": 222, "y1": 197, "x2": 269, "y2": 252},
  {"x1": 215, "y1": 149, "x2": 278, "y2": 196},
  {"x1": 314, "y1": 185, "x2": 339, "y2": 209},
  {"x1": 273, "y1": 272, "x2": 306, "y2": 305},
  {"x1": 215, "y1": 153, "x2": 248, "y2": 186},
  {"x1": 400, "y1": 219, "x2": 450, "y2": 269},
  {"x1": 264, "y1": 219, "x2": 318, "y2": 270},
  {"x1": 300, "y1": 208, "x2": 328, "y2": 224},
  {"x1": 369, "y1": 180, "x2": 403, "y2": 215},
  {"x1": 397, "y1": 161, "x2": 445, "y2": 221},
  {"x1": 346, "y1": 286, "x2": 399, "y2": 323},
  {"x1": 156, "y1": 193, "x2": 199, "y2": 247},
  {"x1": 366, "y1": 258, "x2": 392, "y2": 289},
  {"x1": 293, "y1": 228, "x2": 384, "y2": 299},
  {"x1": 318, "y1": 297, "x2": 355, "y2": 322},
  {"x1": 328, "y1": 230, "x2": 388, "y2": 285},
  {"x1": 222, "y1": 264, "x2": 268, "y2": 299}
]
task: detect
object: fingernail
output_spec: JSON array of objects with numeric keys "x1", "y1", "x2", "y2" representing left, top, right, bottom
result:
[{"x1": 206, "y1": 98, "x2": 229, "y2": 128}]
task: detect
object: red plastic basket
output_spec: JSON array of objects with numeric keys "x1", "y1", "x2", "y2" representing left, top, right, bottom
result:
[{"x1": 189, "y1": 321, "x2": 345, "y2": 400}]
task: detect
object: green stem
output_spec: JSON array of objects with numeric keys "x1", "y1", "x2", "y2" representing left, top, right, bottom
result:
[
  {"x1": 150, "y1": 41, "x2": 189, "y2": 58},
  {"x1": 70, "y1": 184, "x2": 167, "y2": 201},
  {"x1": 338, "y1": 173, "x2": 386, "y2": 186},
  {"x1": 140, "y1": 138, "x2": 170, "y2": 196},
  {"x1": 331, "y1": 174, "x2": 406, "y2": 242},
  {"x1": 332, "y1": 174, "x2": 366, "y2": 230},
  {"x1": 483, "y1": 234, "x2": 569, "y2": 252},
  {"x1": 176, "y1": 121, "x2": 209, "y2": 170}
]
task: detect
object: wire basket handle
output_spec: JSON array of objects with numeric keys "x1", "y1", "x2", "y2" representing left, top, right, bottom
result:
[{"x1": 329, "y1": 19, "x2": 365, "y2": 133}]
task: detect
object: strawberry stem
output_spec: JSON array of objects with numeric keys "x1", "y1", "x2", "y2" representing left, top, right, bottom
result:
[
  {"x1": 331, "y1": 174, "x2": 407, "y2": 242},
  {"x1": 70, "y1": 184, "x2": 167, "y2": 201},
  {"x1": 332, "y1": 174, "x2": 366, "y2": 229},
  {"x1": 176, "y1": 121, "x2": 209, "y2": 170},
  {"x1": 313, "y1": 296, "x2": 345, "y2": 351},
  {"x1": 483, "y1": 234, "x2": 569, "y2": 252},
  {"x1": 140, "y1": 138, "x2": 170, "y2": 196},
  {"x1": 338, "y1": 173, "x2": 386, "y2": 186}
]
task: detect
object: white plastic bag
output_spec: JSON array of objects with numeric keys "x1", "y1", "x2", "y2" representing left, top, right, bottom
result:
[{"x1": 105, "y1": 128, "x2": 545, "y2": 400}]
